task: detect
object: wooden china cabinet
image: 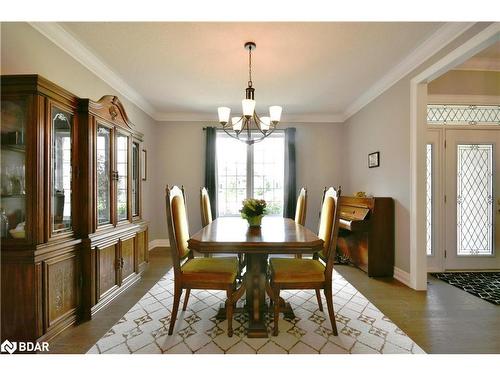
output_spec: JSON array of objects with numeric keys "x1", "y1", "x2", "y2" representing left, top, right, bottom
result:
[
  {"x1": 78, "y1": 95, "x2": 148, "y2": 319},
  {"x1": 0, "y1": 75, "x2": 148, "y2": 343}
]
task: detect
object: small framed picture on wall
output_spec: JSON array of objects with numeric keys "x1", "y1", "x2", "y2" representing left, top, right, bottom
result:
[
  {"x1": 368, "y1": 151, "x2": 380, "y2": 168},
  {"x1": 141, "y1": 149, "x2": 147, "y2": 181}
]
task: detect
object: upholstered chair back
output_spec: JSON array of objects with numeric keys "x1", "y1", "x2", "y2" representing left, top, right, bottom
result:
[
  {"x1": 200, "y1": 187, "x2": 213, "y2": 227},
  {"x1": 317, "y1": 186, "x2": 341, "y2": 262},
  {"x1": 294, "y1": 187, "x2": 307, "y2": 225},
  {"x1": 165, "y1": 185, "x2": 191, "y2": 266}
]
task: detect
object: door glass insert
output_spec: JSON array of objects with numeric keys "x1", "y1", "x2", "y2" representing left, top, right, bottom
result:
[
  {"x1": 116, "y1": 134, "x2": 128, "y2": 221},
  {"x1": 456, "y1": 144, "x2": 493, "y2": 255},
  {"x1": 1, "y1": 98, "x2": 27, "y2": 239},
  {"x1": 132, "y1": 142, "x2": 139, "y2": 217},
  {"x1": 426, "y1": 143, "x2": 433, "y2": 255},
  {"x1": 97, "y1": 126, "x2": 111, "y2": 225},
  {"x1": 51, "y1": 107, "x2": 73, "y2": 233}
]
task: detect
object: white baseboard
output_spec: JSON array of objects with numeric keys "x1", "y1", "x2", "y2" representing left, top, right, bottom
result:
[
  {"x1": 149, "y1": 239, "x2": 170, "y2": 250},
  {"x1": 393, "y1": 267, "x2": 411, "y2": 287}
]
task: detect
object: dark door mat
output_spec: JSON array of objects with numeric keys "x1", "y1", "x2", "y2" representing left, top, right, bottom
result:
[{"x1": 431, "y1": 272, "x2": 500, "y2": 305}]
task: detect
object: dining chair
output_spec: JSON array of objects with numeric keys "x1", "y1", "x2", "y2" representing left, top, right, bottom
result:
[
  {"x1": 165, "y1": 185, "x2": 244, "y2": 336},
  {"x1": 200, "y1": 187, "x2": 213, "y2": 258},
  {"x1": 294, "y1": 187, "x2": 307, "y2": 259},
  {"x1": 200, "y1": 187, "x2": 245, "y2": 275},
  {"x1": 268, "y1": 186, "x2": 341, "y2": 336}
]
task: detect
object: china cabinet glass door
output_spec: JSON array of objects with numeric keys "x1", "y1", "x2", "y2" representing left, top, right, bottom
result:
[
  {"x1": 51, "y1": 106, "x2": 73, "y2": 234},
  {"x1": 97, "y1": 125, "x2": 111, "y2": 225},
  {"x1": 116, "y1": 133, "x2": 128, "y2": 221},
  {"x1": 1, "y1": 98, "x2": 27, "y2": 239}
]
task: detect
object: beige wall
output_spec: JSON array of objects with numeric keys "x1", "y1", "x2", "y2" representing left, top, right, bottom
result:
[
  {"x1": 344, "y1": 23, "x2": 492, "y2": 272},
  {"x1": 1, "y1": 22, "x2": 159, "y2": 232},
  {"x1": 428, "y1": 69, "x2": 500, "y2": 96},
  {"x1": 150, "y1": 121, "x2": 346, "y2": 240}
]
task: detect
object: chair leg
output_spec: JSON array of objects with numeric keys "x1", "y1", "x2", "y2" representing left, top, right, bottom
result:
[
  {"x1": 182, "y1": 288, "x2": 191, "y2": 311},
  {"x1": 315, "y1": 289, "x2": 324, "y2": 312},
  {"x1": 295, "y1": 254, "x2": 302, "y2": 259},
  {"x1": 324, "y1": 285, "x2": 338, "y2": 336},
  {"x1": 226, "y1": 287, "x2": 234, "y2": 337},
  {"x1": 168, "y1": 284, "x2": 182, "y2": 335},
  {"x1": 272, "y1": 286, "x2": 280, "y2": 336}
]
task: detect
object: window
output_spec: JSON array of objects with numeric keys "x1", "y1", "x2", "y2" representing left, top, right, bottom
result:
[{"x1": 216, "y1": 132, "x2": 285, "y2": 216}]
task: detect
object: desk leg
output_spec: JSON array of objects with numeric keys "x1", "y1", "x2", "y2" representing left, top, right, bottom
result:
[{"x1": 245, "y1": 253, "x2": 268, "y2": 338}]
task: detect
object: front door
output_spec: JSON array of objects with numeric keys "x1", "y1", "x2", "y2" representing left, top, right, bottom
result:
[{"x1": 445, "y1": 129, "x2": 500, "y2": 270}]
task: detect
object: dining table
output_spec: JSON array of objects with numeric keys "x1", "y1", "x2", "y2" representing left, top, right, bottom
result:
[{"x1": 187, "y1": 216, "x2": 324, "y2": 338}]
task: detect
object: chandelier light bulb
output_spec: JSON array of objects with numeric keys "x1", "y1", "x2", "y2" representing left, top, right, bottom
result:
[
  {"x1": 242, "y1": 99, "x2": 256, "y2": 118},
  {"x1": 218, "y1": 107, "x2": 231, "y2": 124},
  {"x1": 260, "y1": 116, "x2": 270, "y2": 131},
  {"x1": 232, "y1": 117, "x2": 243, "y2": 131},
  {"x1": 269, "y1": 106, "x2": 282, "y2": 123}
]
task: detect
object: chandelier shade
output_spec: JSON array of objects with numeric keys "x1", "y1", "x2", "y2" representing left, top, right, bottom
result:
[{"x1": 216, "y1": 42, "x2": 282, "y2": 145}]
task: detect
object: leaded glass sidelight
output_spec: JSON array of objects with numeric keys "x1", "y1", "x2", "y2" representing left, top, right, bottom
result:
[
  {"x1": 116, "y1": 133, "x2": 128, "y2": 221},
  {"x1": 456, "y1": 144, "x2": 493, "y2": 256},
  {"x1": 426, "y1": 144, "x2": 433, "y2": 256},
  {"x1": 97, "y1": 126, "x2": 111, "y2": 225},
  {"x1": 51, "y1": 107, "x2": 73, "y2": 233}
]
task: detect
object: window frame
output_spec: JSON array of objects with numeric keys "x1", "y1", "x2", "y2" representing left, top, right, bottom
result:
[{"x1": 216, "y1": 130, "x2": 285, "y2": 217}]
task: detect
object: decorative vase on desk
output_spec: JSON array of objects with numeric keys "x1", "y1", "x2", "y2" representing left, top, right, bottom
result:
[{"x1": 240, "y1": 198, "x2": 268, "y2": 228}]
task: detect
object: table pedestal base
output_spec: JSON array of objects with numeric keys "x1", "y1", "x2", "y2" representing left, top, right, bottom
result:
[{"x1": 214, "y1": 253, "x2": 296, "y2": 338}]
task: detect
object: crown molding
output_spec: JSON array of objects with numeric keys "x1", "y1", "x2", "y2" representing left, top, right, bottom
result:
[
  {"x1": 29, "y1": 22, "x2": 157, "y2": 119},
  {"x1": 29, "y1": 22, "x2": 482, "y2": 125},
  {"x1": 453, "y1": 56, "x2": 500, "y2": 72},
  {"x1": 343, "y1": 22, "x2": 476, "y2": 121}
]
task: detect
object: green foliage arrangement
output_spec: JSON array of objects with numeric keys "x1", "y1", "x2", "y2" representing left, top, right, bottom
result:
[{"x1": 239, "y1": 198, "x2": 268, "y2": 219}]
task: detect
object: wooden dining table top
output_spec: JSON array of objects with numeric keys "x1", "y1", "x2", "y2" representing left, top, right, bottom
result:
[{"x1": 188, "y1": 216, "x2": 324, "y2": 254}]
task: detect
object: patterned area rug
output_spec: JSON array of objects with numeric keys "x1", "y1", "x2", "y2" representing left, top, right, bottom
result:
[
  {"x1": 87, "y1": 268, "x2": 425, "y2": 354},
  {"x1": 431, "y1": 272, "x2": 500, "y2": 305}
]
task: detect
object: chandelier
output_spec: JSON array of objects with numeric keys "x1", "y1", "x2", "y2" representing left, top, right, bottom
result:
[{"x1": 217, "y1": 42, "x2": 282, "y2": 145}]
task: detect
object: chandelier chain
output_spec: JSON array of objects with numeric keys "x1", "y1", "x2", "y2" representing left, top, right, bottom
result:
[{"x1": 248, "y1": 46, "x2": 252, "y2": 87}]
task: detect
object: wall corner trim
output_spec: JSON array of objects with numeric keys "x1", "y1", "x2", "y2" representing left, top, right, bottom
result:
[
  {"x1": 343, "y1": 22, "x2": 476, "y2": 121},
  {"x1": 149, "y1": 239, "x2": 170, "y2": 250},
  {"x1": 393, "y1": 267, "x2": 411, "y2": 288}
]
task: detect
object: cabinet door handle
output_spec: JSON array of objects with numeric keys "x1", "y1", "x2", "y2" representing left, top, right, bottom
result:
[{"x1": 121, "y1": 257, "x2": 124, "y2": 268}]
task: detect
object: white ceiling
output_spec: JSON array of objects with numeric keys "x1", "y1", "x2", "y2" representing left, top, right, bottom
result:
[{"x1": 53, "y1": 22, "x2": 449, "y2": 122}]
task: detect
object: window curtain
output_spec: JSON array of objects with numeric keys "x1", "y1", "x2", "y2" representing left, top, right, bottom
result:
[
  {"x1": 283, "y1": 127, "x2": 297, "y2": 219},
  {"x1": 204, "y1": 127, "x2": 218, "y2": 218}
]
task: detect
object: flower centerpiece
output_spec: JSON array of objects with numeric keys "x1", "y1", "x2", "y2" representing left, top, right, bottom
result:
[{"x1": 240, "y1": 198, "x2": 268, "y2": 227}]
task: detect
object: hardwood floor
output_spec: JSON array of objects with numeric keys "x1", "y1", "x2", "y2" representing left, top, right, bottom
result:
[{"x1": 48, "y1": 248, "x2": 500, "y2": 354}]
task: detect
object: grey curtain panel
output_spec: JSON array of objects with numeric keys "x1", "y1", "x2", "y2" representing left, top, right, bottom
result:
[
  {"x1": 204, "y1": 127, "x2": 218, "y2": 218},
  {"x1": 284, "y1": 127, "x2": 297, "y2": 219}
]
